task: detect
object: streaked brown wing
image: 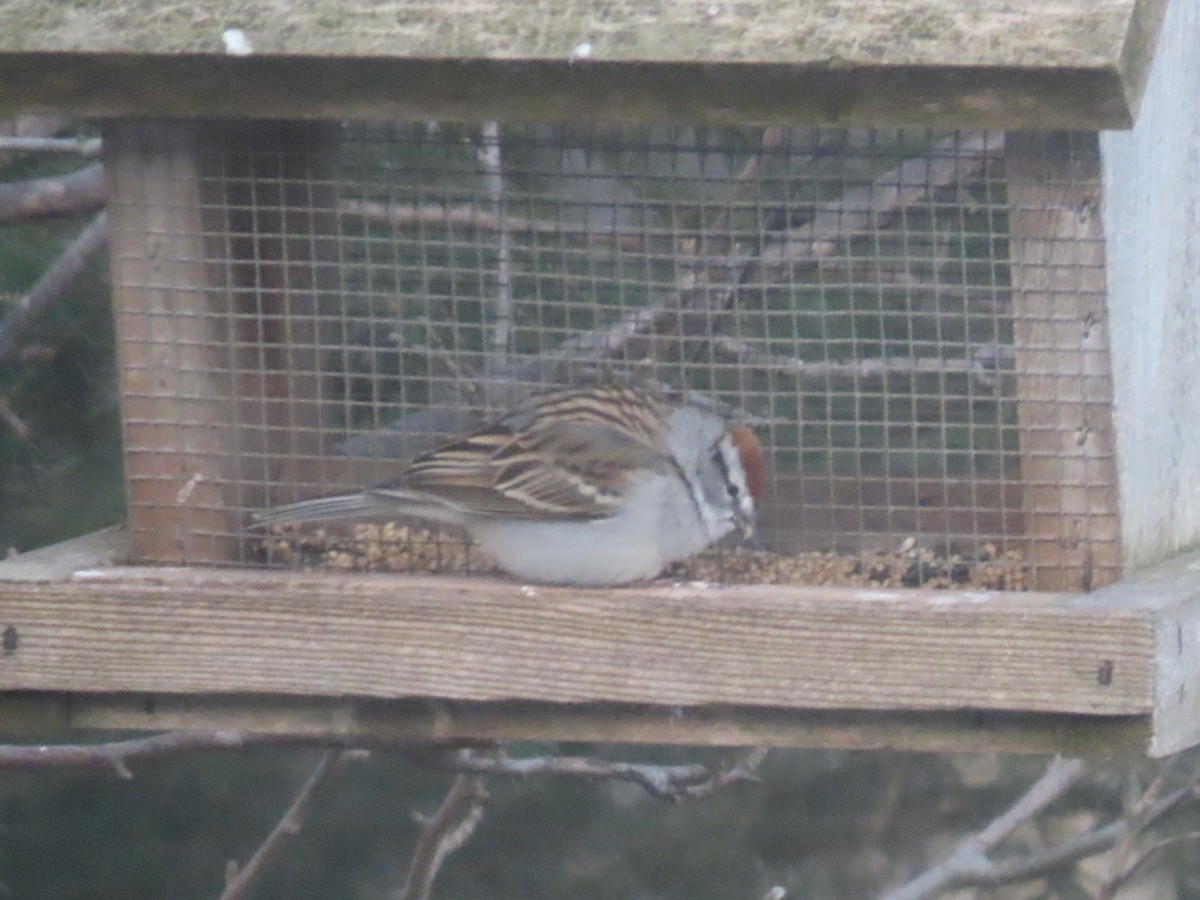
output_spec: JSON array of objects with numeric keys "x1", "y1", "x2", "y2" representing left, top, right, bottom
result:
[{"x1": 397, "y1": 388, "x2": 668, "y2": 520}]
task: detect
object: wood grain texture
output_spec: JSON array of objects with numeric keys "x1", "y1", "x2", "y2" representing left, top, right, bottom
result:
[
  {"x1": 5, "y1": 537, "x2": 1199, "y2": 755},
  {"x1": 0, "y1": 695, "x2": 1151, "y2": 758},
  {"x1": 1085, "y1": 549, "x2": 1200, "y2": 756},
  {"x1": 0, "y1": 567, "x2": 1152, "y2": 716},
  {"x1": 1006, "y1": 133, "x2": 1124, "y2": 592},
  {"x1": 0, "y1": 1, "x2": 1168, "y2": 127}
]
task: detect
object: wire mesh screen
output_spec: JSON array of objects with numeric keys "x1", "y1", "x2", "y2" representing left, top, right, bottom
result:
[{"x1": 104, "y1": 122, "x2": 1120, "y2": 592}]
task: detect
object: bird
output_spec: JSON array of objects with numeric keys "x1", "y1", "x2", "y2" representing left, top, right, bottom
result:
[{"x1": 254, "y1": 385, "x2": 767, "y2": 586}]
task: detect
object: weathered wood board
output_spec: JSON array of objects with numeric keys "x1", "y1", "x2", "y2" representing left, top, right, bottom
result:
[
  {"x1": 0, "y1": 0, "x2": 1168, "y2": 127},
  {"x1": 1, "y1": 529, "x2": 1197, "y2": 757}
]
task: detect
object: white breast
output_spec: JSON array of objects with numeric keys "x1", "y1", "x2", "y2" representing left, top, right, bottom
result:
[{"x1": 470, "y1": 470, "x2": 715, "y2": 585}]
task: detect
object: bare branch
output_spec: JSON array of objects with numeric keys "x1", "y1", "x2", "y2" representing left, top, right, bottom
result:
[
  {"x1": 219, "y1": 750, "x2": 348, "y2": 900},
  {"x1": 759, "y1": 132, "x2": 1003, "y2": 276},
  {"x1": 977, "y1": 783, "x2": 1197, "y2": 890},
  {"x1": 1095, "y1": 764, "x2": 1200, "y2": 900},
  {"x1": 395, "y1": 775, "x2": 487, "y2": 900},
  {"x1": 0, "y1": 729, "x2": 258, "y2": 776},
  {"x1": 0, "y1": 730, "x2": 754, "y2": 804},
  {"x1": 0, "y1": 135, "x2": 102, "y2": 157},
  {"x1": 876, "y1": 765, "x2": 1199, "y2": 898},
  {"x1": 0, "y1": 161, "x2": 105, "y2": 225},
  {"x1": 339, "y1": 198, "x2": 653, "y2": 252},
  {"x1": 705, "y1": 126, "x2": 783, "y2": 238},
  {"x1": 0, "y1": 210, "x2": 108, "y2": 365},
  {"x1": 0, "y1": 730, "x2": 480, "y2": 775},
  {"x1": 0, "y1": 395, "x2": 31, "y2": 442},
  {"x1": 1103, "y1": 754, "x2": 1199, "y2": 898},
  {"x1": 880, "y1": 756, "x2": 1086, "y2": 900},
  {"x1": 530, "y1": 132, "x2": 1005, "y2": 371},
  {"x1": 711, "y1": 335, "x2": 1013, "y2": 390},
  {"x1": 0, "y1": 116, "x2": 72, "y2": 168},
  {"x1": 1101, "y1": 828, "x2": 1200, "y2": 897},
  {"x1": 478, "y1": 121, "x2": 513, "y2": 370},
  {"x1": 974, "y1": 757, "x2": 1085, "y2": 847},
  {"x1": 404, "y1": 745, "x2": 759, "y2": 801}
]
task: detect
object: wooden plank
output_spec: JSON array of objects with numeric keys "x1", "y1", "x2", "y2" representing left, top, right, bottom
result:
[
  {"x1": 6, "y1": 533, "x2": 1198, "y2": 756},
  {"x1": 0, "y1": 695, "x2": 1150, "y2": 758},
  {"x1": 0, "y1": 567, "x2": 1153, "y2": 716},
  {"x1": 1086, "y1": 550, "x2": 1200, "y2": 757},
  {"x1": 1100, "y1": 0, "x2": 1200, "y2": 573},
  {"x1": 1006, "y1": 133, "x2": 1124, "y2": 592},
  {"x1": 0, "y1": 0, "x2": 1168, "y2": 127}
]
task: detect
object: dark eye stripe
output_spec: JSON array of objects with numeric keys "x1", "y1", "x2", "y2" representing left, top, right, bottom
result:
[{"x1": 711, "y1": 445, "x2": 737, "y2": 496}]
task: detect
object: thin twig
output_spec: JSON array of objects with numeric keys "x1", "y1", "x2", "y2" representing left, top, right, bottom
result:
[
  {"x1": 404, "y1": 745, "x2": 758, "y2": 801},
  {"x1": 711, "y1": 335, "x2": 1013, "y2": 389},
  {"x1": 0, "y1": 115, "x2": 71, "y2": 168},
  {"x1": 702, "y1": 126, "x2": 784, "y2": 251},
  {"x1": 880, "y1": 756, "x2": 1086, "y2": 900},
  {"x1": 1096, "y1": 764, "x2": 1200, "y2": 900},
  {"x1": 0, "y1": 161, "x2": 106, "y2": 225},
  {"x1": 0, "y1": 731, "x2": 750, "y2": 803},
  {"x1": 0, "y1": 731, "x2": 477, "y2": 774},
  {"x1": 526, "y1": 132, "x2": 1005, "y2": 371},
  {"x1": 1097, "y1": 763, "x2": 1173, "y2": 895},
  {"x1": 0, "y1": 395, "x2": 30, "y2": 442},
  {"x1": 0, "y1": 729, "x2": 256, "y2": 777},
  {"x1": 0, "y1": 210, "x2": 109, "y2": 365},
  {"x1": 879, "y1": 767, "x2": 1200, "y2": 895},
  {"x1": 0, "y1": 135, "x2": 102, "y2": 157},
  {"x1": 395, "y1": 775, "x2": 487, "y2": 900},
  {"x1": 974, "y1": 783, "x2": 1198, "y2": 890},
  {"x1": 478, "y1": 122, "x2": 513, "y2": 372},
  {"x1": 339, "y1": 199, "x2": 652, "y2": 252},
  {"x1": 759, "y1": 132, "x2": 1003, "y2": 275},
  {"x1": 1100, "y1": 828, "x2": 1200, "y2": 897},
  {"x1": 417, "y1": 317, "x2": 485, "y2": 402},
  {"x1": 219, "y1": 750, "x2": 348, "y2": 900}
]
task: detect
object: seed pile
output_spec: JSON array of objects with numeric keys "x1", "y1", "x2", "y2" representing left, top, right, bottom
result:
[
  {"x1": 260, "y1": 523, "x2": 1027, "y2": 590},
  {"x1": 669, "y1": 542, "x2": 1027, "y2": 590}
]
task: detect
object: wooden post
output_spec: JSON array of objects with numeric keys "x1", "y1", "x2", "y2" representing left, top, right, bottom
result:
[
  {"x1": 1006, "y1": 132, "x2": 1122, "y2": 592},
  {"x1": 105, "y1": 121, "x2": 345, "y2": 564},
  {"x1": 105, "y1": 121, "x2": 239, "y2": 563}
]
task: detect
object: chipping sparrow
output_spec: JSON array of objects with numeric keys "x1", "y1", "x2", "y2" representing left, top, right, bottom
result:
[{"x1": 255, "y1": 385, "x2": 766, "y2": 585}]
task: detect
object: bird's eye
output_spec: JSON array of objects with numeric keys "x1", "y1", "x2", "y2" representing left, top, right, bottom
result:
[{"x1": 726, "y1": 482, "x2": 739, "y2": 498}]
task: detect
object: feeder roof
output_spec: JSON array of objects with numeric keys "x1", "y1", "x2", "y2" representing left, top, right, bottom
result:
[{"x1": 0, "y1": 0, "x2": 1168, "y2": 129}]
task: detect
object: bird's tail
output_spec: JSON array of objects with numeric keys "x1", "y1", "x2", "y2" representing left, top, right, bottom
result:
[{"x1": 252, "y1": 488, "x2": 454, "y2": 528}]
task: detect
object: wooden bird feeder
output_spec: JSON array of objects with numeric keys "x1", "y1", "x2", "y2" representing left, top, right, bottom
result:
[{"x1": 1, "y1": 0, "x2": 1198, "y2": 757}]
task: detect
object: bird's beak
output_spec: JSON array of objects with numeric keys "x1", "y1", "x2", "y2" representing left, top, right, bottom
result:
[{"x1": 736, "y1": 508, "x2": 759, "y2": 547}]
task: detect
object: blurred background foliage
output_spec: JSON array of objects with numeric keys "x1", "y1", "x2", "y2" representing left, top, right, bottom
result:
[
  {"x1": 0, "y1": 135, "x2": 123, "y2": 552},
  {"x1": 331, "y1": 123, "x2": 1016, "y2": 482},
  {"x1": 0, "y1": 738, "x2": 1196, "y2": 899}
]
